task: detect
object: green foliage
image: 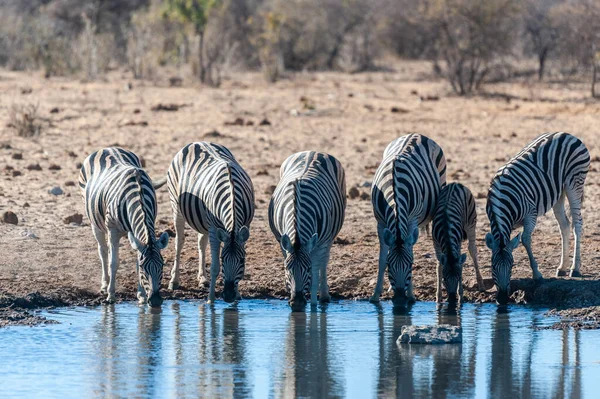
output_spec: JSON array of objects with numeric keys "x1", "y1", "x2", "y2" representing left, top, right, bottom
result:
[{"x1": 163, "y1": 0, "x2": 221, "y2": 34}]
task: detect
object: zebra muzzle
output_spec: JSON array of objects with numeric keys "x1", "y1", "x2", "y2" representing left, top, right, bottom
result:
[
  {"x1": 148, "y1": 292, "x2": 163, "y2": 307},
  {"x1": 392, "y1": 289, "x2": 408, "y2": 308},
  {"x1": 223, "y1": 281, "x2": 236, "y2": 303},
  {"x1": 289, "y1": 291, "x2": 307, "y2": 312}
]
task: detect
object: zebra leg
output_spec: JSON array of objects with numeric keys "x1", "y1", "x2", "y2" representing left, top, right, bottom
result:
[
  {"x1": 553, "y1": 192, "x2": 571, "y2": 277},
  {"x1": 168, "y1": 212, "x2": 186, "y2": 290},
  {"x1": 567, "y1": 188, "x2": 584, "y2": 277},
  {"x1": 467, "y1": 228, "x2": 485, "y2": 291},
  {"x1": 208, "y1": 231, "x2": 221, "y2": 304},
  {"x1": 370, "y1": 223, "x2": 388, "y2": 303},
  {"x1": 197, "y1": 233, "x2": 209, "y2": 287},
  {"x1": 136, "y1": 259, "x2": 147, "y2": 304},
  {"x1": 436, "y1": 260, "x2": 443, "y2": 303},
  {"x1": 106, "y1": 231, "x2": 121, "y2": 303},
  {"x1": 318, "y1": 248, "x2": 331, "y2": 303},
  {"x1": 92, "y1": 225, "x2": 109, "y2": 294},
  {"x1": 522, "y1": 217, "x2": 543, "y2": 281}
]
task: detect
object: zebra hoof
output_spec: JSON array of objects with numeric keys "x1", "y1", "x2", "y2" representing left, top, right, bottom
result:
[
  {"x1": 319, "y1": 294, "x2": 331, "y2": 303},
  {"x1": 105, "y1": 294, "x2": 116, "y2": 304},
  {"x1": 369, "y1": 295, "x2": 380, "y2": 304},
  {"x1": 556, "y1": 270, "x2": 568, "y2": 277},
  {"x1": 570, "y1": 270, "x2": 582, "y2": 278}
]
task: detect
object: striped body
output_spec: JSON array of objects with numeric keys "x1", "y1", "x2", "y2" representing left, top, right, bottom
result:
[
  {"x1": 269, "y1": 151, "x2": 346, "y2": 310},
  {"x1": 79, "y1": 148, "x2": 169, "y2": 306},
  {"x1": 370, "y1": 134, "x2": 446, "y2": 306},
  {"x1": 432, "y1": 183, "x2": 483, "y2": 302},
  {"x1": 486, "y1": 132, "x2": 590, "y2": 304},
  {"x1": 167, "y1": 142, "x2": 255, "y2": 303}
]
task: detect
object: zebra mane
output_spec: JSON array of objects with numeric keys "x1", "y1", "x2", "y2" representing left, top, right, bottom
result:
[
  {"x1": 291, "y1": 178, "x2": 302, "y2": 249},
  {"x1": 226, "y1": 164, "x2": 236, "y2": 235},
  {"x1": 131, "y1": 169, "x2": 152, "y2": 246},
  {"x1": 391, "y1": 155, "x2": 409, "y2": 242}
]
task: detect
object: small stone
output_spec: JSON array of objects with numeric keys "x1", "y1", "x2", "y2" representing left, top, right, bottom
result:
[
  {"x1": 360, "y1": 192, "x2": 370, "y2": 201},
  {"x1": 224, "y1": 117, "x2": 245, "y2": 126},
  {"x1": 391, "y1": 106, "x2": 409, "y2": 114},
  {"x1": 48, "y1": 164, "x2": 61, "y2": 171},
  {"x1": 360, "y1": 181, "x2": 372, "y2": 188},
  {"x1": 67, "y1": 151, "x2": 77, "y2": 158},
  {"x1": 48, "y1": 187, "x2": 64, "y2": 196},
  {"x1": 75, "y1": 162, "x2": 83, "y2": 169},
  {"x1": 64, "y1": 213, "x2": 83, "y2": 225},
  {"x1": 477, "y1": 192, "x2": 487, "y2": 199},
  {"x1": 21, "y1": 231, "x2": 38, "y2": 239},
  {"x1": 265, "y1": 185, "x2": 277, "y2": 195},
  {"x1": 12, "y1": 170, "x2": 22, "y2": 177},
  {"x1": 23, "y1": 202, "x2": 30, "y2": 208},
  {"x1": 257, "y1": 169, "x2": 269, "y2": 176},
  {"x1": 12, "y1": 153, "x2": 23, "y2": 160},
  {"x1": 397, "y1": 325, "x2": 462, "y2": 345},
  {"x1": 204, "y1": 130, "x2": 222, "y2": 138},
  {"x1": 2, "y1": 211, "x2": 18, "y2": 225},
  {"x1": 50, "y1": 107, "x2": 60, "y2": 113},
  {"x1": 245, "y1": 120, "x2": 254, "y2": 126},
  {"x1": 64, "y1": 181, "x2": 76, "y2": 187},
  {"x1": 133, "y1": 109, "x2": 141, "y2": 114},
  {"x1": 348, "y1": 187, "x2": 360, "y2": 199},
  {"x1": 259, "y1": 118, "x2": 272, "y2": 126},
  {"x1": 26, "y1": 164, "x2": 42, "y2": 171}
]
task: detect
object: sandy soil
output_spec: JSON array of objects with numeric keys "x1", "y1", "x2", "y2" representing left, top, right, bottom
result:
[{"x1": 1, "y1": 62, "x2": 600, "y2": 326}]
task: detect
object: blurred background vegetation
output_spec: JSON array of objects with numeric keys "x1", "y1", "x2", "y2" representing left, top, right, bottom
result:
[{"x1": 1, "y1": 0, "x2": 599, "y2": 96}]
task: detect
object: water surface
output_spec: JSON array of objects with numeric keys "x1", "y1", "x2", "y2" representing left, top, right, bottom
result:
[{"x1": 1, "y1": 300, "x2": 599, "y2": 398}]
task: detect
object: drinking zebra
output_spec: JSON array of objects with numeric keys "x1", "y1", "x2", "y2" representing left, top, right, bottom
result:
[
  {"x1": 486, "y1": 132, "x2": 590, "y2": 305},
  {"x1": 268, "y1": 151, "x2": 346, "y2": 311},
  {"x1": 166, "y1": 142, "x2": 255, "y2": 303},
  {"x1": 370, "y1": 134, "x2": 447, "y2": 307},
  {"x1": 79, "y1": 147, "x2": 169, "y2": 307},
  {"x1": 432, "y1": 183, "x2": 484, "y2": 304}
]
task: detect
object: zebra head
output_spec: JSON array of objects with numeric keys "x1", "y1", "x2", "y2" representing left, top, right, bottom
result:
[
  {"x1": 280, "y1": 233, "x2": 318, "y2": 312},
  {"x1": 382, "y1": 226, "x2": 419, "y2": 308},
  {"x1": 486, "y1": 232, "x2": 521, "y2": 305},
  {"x1": 439, "y1": 252, "x2": 467, "y2": 303},
  {"x1": 217, "y1": 226, "x2": 250, "y2": 303},
  {"x1": 129, "y1": 232, "x2": 170, "y2": 307}
]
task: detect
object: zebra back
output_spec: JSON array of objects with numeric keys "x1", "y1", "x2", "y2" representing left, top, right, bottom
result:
[
  {"x1": 167, "y1": 142, "x2": 255, "y2": 234},
  {"x1": 432, "y1": 183, "x2": 476, "y2": 260},
  {"x1": 269, "y1": 151, "x2": 346, "y2": 248},
  {"x1": 487, "y1": 132, "x2": 590, "y2": 246},
  {"x1": 79, "y1": 147, "x2": 158, "y2": 245},
  {"x1": 372, "y1": 134, "x2": 446, "y2": 241}
]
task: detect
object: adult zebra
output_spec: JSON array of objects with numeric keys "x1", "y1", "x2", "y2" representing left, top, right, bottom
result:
[
  {"x1": 432, "y1": 182, "x2": 484, "y2": 304},
  {"x1": 486, "y1": 132, "x2": 590, "y2": 305},
  {"x1": 166, "y1": 142, "x2": 255, "y2": 303},
  {"x1": 370, "y1": 134, "x2": 446, "y2": 307},
  {"x1": 269, "y1": 151, "x2": 346, "y2": 311},
  {"x1": 79, "y1": 148, "x2": 170, "y2": 307}
]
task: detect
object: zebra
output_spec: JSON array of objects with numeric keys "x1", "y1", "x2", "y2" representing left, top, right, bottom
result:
[
  {"x1": 432, "y1": 182, "x2": 484, "y2": 304},
  {"x1": 166, "y1": 142, "x2": 255, "y2": 304},
  {"x1": 486, "y1": 132, "x2": 590, "y2": 305},
  {"x1": 79, "y1": 147, "x2": 169, "y2": 307},
  {"x1": 370, "y1": 134, "x2": 447, "y2": 307},
  {"x1": 268, "y1": 151, "x2": 346, "y2": 311}
]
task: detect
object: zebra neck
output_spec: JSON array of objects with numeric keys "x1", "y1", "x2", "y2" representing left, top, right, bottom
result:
[
  {"x1": 225, "y1": 165, "x2": 237, "y2": 232},
  {"x1": 292, "y1": 179, "x2": 302, "y2": 247},
  {"x1": 127, "y1": 172, "x2": 154, "y2": 246}
]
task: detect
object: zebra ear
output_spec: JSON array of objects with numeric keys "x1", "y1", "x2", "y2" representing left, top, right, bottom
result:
[
  {"x1": 128, "y1": 232, "x2": 144, "y2": 251},
  {"x1": 238, "y1": 226, "x2": 250, "y2": 243},
  {"x1": 156, "y1": 232, "x2": 169, "y2": 250},
  {"x1": 305, "y1": 233, "x2": 318, "y2": 253},
  {"x1": 508, "y1": 233, "x2": 521, "y2": 251},
  {"x1": 281, "y1": 234, "x2": 293, "y2": 253},
  {"x1": 217, "y1": 228, "x2": 230, "y2": 243},
  {"x1": 405, "y1": 226, "x2": 419, "y2": 247},
  {"x1": 459, "y1": 253, "x2": 467, "y2": 265},
  {"x1": 485, "y1": 233, "x2": 497, "y2": 251},
  {"x1": 382, "y1": 228, "x2": 394, "y2": 247}
]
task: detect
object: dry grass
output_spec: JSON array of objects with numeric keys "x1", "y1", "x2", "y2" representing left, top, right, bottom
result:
[{"x1": 8, "y1": 103, "x2": 43, "y2": 138}]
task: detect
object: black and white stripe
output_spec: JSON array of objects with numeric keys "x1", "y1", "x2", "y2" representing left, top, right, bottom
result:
[
  {"x1": 79, "y1": 147, "x2": 169, "y2": 306},
  {"x1": 166, "y1": 142, "x2": 255, "y2": 303},
  {"x1": 486, "y1": 132, "x2": 590, "y2": 304},
  {"x1": 370, "y1": 134, "x2": 446, "y2": 306},
  {"x1": 268, "y1": 151, "x2": 346, "y2": 311},
  {"x1": 432, "y1": 182, "x2": 484, "y2": 304}
]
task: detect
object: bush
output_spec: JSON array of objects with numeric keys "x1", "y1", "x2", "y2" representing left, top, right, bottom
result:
[{"x1": 8, "y1": 104, "x2": 43, "y2": 138}]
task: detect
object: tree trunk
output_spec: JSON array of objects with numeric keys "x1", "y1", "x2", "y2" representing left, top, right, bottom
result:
[
  {"x1": 198, "y1": 32, "x2": 206, "y2": 83},
  {"x1": 592, "y1": 63, "x2": 598, "y2": 98},
  {"x1": 538, "y1": 49, "x2": 547, "y2": 81}
]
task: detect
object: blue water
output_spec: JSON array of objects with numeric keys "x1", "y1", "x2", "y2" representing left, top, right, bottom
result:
[{"x1": 0, "y1": 300, "x2": 599, "y2": 398}]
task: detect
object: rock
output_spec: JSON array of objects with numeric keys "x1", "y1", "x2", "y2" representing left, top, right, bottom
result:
[
  {"x1": 391, "y1": 106, "x2": 409, "y2": 114},
  {"x1": 259, "y1": 118, "x2": 272, "y2": 126},
  {"x1": 64, "y1": 181, "x2": 76, "y2": 187},
  {"x1": 360, "y1": 181, "x2": 372, "y2": 188},
  {"x1": 67, "y1": 151, "x2": 77, "y2": 158},
  {"x1": 26, "y1": 163, "x2": 42, "y2": 171},
  {"x1": 265, "y1": 185, "x2": 277, "y2": 195},
  {"x1": 348, "y1": 187, "x2": 360, "y2": 199},
  {"x1": 75, "y1": 162, "x2": 83, "y2": 169},
  {"x1": 23, "y1": 202, "x2": 30, "y2": 208},
  {"x1": 12, "y1": 170, "x2": 22, "y2": 177},
  {"x1": 64, "y1": 213, "x2": 83, "y2": 225},
  {"x1": 225, "y1": 117, "x2": 245, "y2": 126},
  {"x1": 334, "y1": 236, "x2": 352, "y2": 245},
  {"x1": 257, "y1": 169, "x2": 269, "y2": 176},
  {"x1": 48, "y1": 187, "x2": 64, "y2": 196},
  {"x1": 133, "y1": 109, "x2": 141, "y2": 114},
  {"x1": 21, "y1": 231, "x2": 38, "y2": 239},
  {"x1": 151, "y1": 103, "x2": 187, "y2": 112},
  {"x1": 245, "y1": 120, "x2": 254, "y2": 126},
  {"x1": 397, "y1": 325, "x2": 462, "y2": 345},
  {"x1": 360, "y1": 192, "x2": 370, "y2": 201},
  {"x1": 50, "y1": 107, "x2": 60, "y2": 113},
  {"x1": 204, "y1": 130, "x2": 222, "y2": 138},
  {"x1": 2, "y1": 211, "x2": 18, "y2": 225},
  {"x1": 12, "y1": 153, "x2": 23, "y2": 160},
  {"x1": 48, "y1": 164, "x2": 61, "y2": 171},
  {"x1": 477, "y1": 192, "x2": 487, "y2": 199}
]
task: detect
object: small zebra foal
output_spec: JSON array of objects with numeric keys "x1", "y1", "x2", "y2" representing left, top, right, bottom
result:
[
  {"x1": 269, "y1": 151, "x2": 346, "y2": 311},
  {"x1": 79, "y1": 148, "x2": 169, "y2": 306},
  {"x1": 370, "y1": 134, "x2": 446, "y2": 307},
  {"x1": 486, "y1": 132, "x2": 590, "y2": 304},
  {"x1": 166, "y1": 142, "x2": 255, "y2": 303},
  {"x1": 432, "y1": 183, "x2": 484, "y2": 304}
]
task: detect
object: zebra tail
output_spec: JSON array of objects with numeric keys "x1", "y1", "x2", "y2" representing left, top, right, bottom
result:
[{"x1": 152, "y1": 176, "x2": 168, "y2": 190}]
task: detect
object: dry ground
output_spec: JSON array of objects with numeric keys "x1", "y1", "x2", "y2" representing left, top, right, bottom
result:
[{"x1": 1, "y1": 62, "x2": 600, "y2": 325}]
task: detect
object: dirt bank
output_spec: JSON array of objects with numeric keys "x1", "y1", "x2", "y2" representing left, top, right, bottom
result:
[{"x1": 1, "y1": 63, "x2": 600, "y2": 327}]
